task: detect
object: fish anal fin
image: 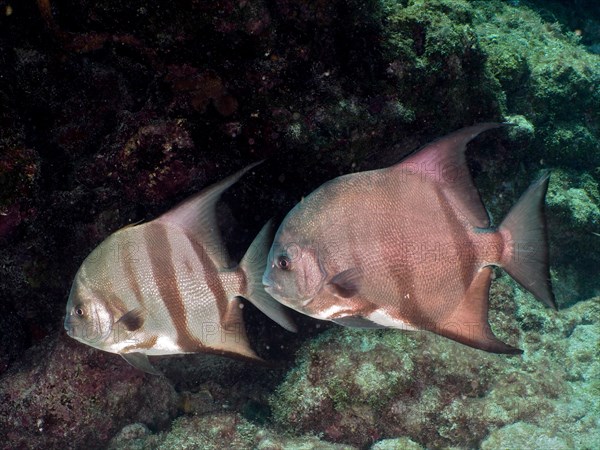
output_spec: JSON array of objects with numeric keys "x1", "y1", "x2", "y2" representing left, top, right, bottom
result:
[
  {"x1": 156, "y1": 161, "x2": 263, "y2": 268},
  {"x1": 219, "y1": 298, "x2": 262, "y2": 361},
  {"x1": 121, "y1": 353, "x2": 162, "y2": 375},
  {"x1": 202, "y1": 346, "x2": 267, "y2": 365},
  {"x1": 434, "y1": 267, "x2": 522, "y2": 354},
  {"x1": 326, "y1": 268, "x2": 363, "y2": 298},
  {"x1": 116, "y1": 308, "x2": 145, "y2": 332},
  {"x1": 396, "y1": 123, "x2": 504, "y2": 228}
]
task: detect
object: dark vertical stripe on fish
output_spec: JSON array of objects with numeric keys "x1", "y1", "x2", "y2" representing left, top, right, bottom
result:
[
  {"x1": 123, "y1": 246, "x2": 146, "y2": 309},
  {"x1": 344, "y1": 206, "x2": 378, "y2": 314},
  {"x1": 377, "y1": 182, "x2": 419, "y2": 326},
  {"x1": 435, "y1": 186, "x2": 474, "y2": 297},
  {"x1": 390, "y1": 244, "x2": 420, "y2": 326},
  {"x1": 89, "y1": 286, "x2": 128, "y2": 318},
  {"x1": 144, "y1": 223, "x2": 203, "y2": 352}
]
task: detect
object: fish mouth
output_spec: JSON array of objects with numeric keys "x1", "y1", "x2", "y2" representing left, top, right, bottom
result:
[
  {"x1": 262, "y1": 279, "x2": 297, "y2": 309},
  {"x1": 263, "y1": 283, "x2": 280, "y2": 299},
  {"x1": 64, "y1": 318, "x2": 74, "y2": 337},
  {"x1": 264, "y1": 283, "x2": 315, "y2": 311},
  {"x1": 262, "y1": 274, "x2": 279, "y2": 294}
]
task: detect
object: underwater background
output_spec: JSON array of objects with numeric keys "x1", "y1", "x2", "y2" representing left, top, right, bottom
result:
[{"x1": 0, "y1": 0, "x2": 598, "y2": 449}]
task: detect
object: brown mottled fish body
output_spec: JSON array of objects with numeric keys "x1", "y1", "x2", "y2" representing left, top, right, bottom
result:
[
  {"x1": 263, "y1": 124, "x2": 556, "y2": 353},
  {"x1": 65, "y1": 163, "x2": 295, "y2": 374}
]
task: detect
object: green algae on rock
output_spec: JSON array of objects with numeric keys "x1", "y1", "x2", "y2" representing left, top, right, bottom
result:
[
  {"x1": 108, "y1": 412, "x2": 357, "y2": 450},
  {"x1": 545, "y1": 169, "x2": 600, "y2": 304},
  {"x1": 381, "y1": 0, "x2": 502, "y2": 133},
  {"x1": 269, "y1": 296, "x2": 600, "y2": 449},
  {"x1": 380, "y1": 0, "x2": 600, "y2": 166},
  {"x1": 475, "y1": 2, "x2": 600, "y2": 169},
  {"x1": 481, "y1": 422, "x2": 572, "y2": 450},
  {"x1": 371, "y1": 437, "x2": 424, "y2": 450}
]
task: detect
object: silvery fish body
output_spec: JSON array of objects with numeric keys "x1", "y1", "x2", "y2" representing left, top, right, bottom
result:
[
  {"x1": 263, "y1": 124, "x2": 556, "y2": 354},
  {"x1": 65, "y1": 163, "x2": 296, "y2": 374}
]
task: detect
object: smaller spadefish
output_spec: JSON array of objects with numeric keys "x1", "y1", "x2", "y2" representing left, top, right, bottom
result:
[{"x1": 65, "y1": 162, "x2": 296, "y2": 375}]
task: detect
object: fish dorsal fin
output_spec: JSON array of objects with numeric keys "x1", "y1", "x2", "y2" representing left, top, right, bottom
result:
[
  {"x1": 326, "y1": 268, "x2": 363, "y2": 298},
  {"x1": 121, "y1": 353, "x2": 162, "y2": 375},
  {"x1": 118, "y1": 219, "x2": 144, "y2": 231},
  {"x1": 396, "y1": 123, "x2": 504, "y2": 228},
  {"x1": 435, "y1": 267, "x2": 522, "y2": 354},
  {"x1": 156, "y1": 161, "x2": 262, "y2": 268}
]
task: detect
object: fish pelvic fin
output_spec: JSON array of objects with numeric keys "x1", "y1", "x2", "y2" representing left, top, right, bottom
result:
[
  {"x1": 435, "y1": 267, "x2": 523, "y2": 354},
  {"x1": 499, "y1": 172, "x2": 557, "y2": 310},
  {"x1": 121, "y1": 352, "x2": 162, "y2": 376},
  {"x1": 239, "y1": 221, "x2": 298, "y2": 333}
]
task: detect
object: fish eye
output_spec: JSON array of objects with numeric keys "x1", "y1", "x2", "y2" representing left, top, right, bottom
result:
[
  {"x1": 74, "y1": 306, "x2": 85, "y2": 317},
  {"x1": 277, "y1": 255, "x2": 292, "y2": 271}
]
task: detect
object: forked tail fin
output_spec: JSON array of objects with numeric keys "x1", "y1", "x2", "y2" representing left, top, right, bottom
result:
[
  {"x1": 499, "y1": 172, "x2": 557, "y2": 310},
  {"x1": 240, "y1": 222, "x2": 298, "y2": 332}
]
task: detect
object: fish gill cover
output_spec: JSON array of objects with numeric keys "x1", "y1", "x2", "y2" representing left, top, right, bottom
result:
[{"x1": 0, "y1": 0, "x2": 598, "y2": 449}]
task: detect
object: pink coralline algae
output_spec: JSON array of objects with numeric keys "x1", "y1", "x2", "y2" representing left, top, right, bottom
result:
[
  {"x1": 76, "y1": 118, "x2": 200, "y2": 205},
  {"x1": 165, "y1": 65, "x2": 239, "y2": 117},
  {"x1": 0, "y1": 204, "x2": 23, "y2": 240},
  {"x1": 0, "y1": 333, "x2": 179, "y2": 450},
  {"x1": 116, "y1": 121, "x2": 197, "y2": 203}
]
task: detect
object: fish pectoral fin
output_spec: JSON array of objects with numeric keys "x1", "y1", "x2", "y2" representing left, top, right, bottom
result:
[
  {"x1": 326, "y1": 268, "x2": 363, "y2": 298},
  {"x1": 332, "y1": 316, "x2": 386, "y2": 329},
  {"x1": 115, "y1": 308, "x2": 145, "y2": 332},
  {"x1": 121, "y1": 353, "x2": 162, "y2": 376}
]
